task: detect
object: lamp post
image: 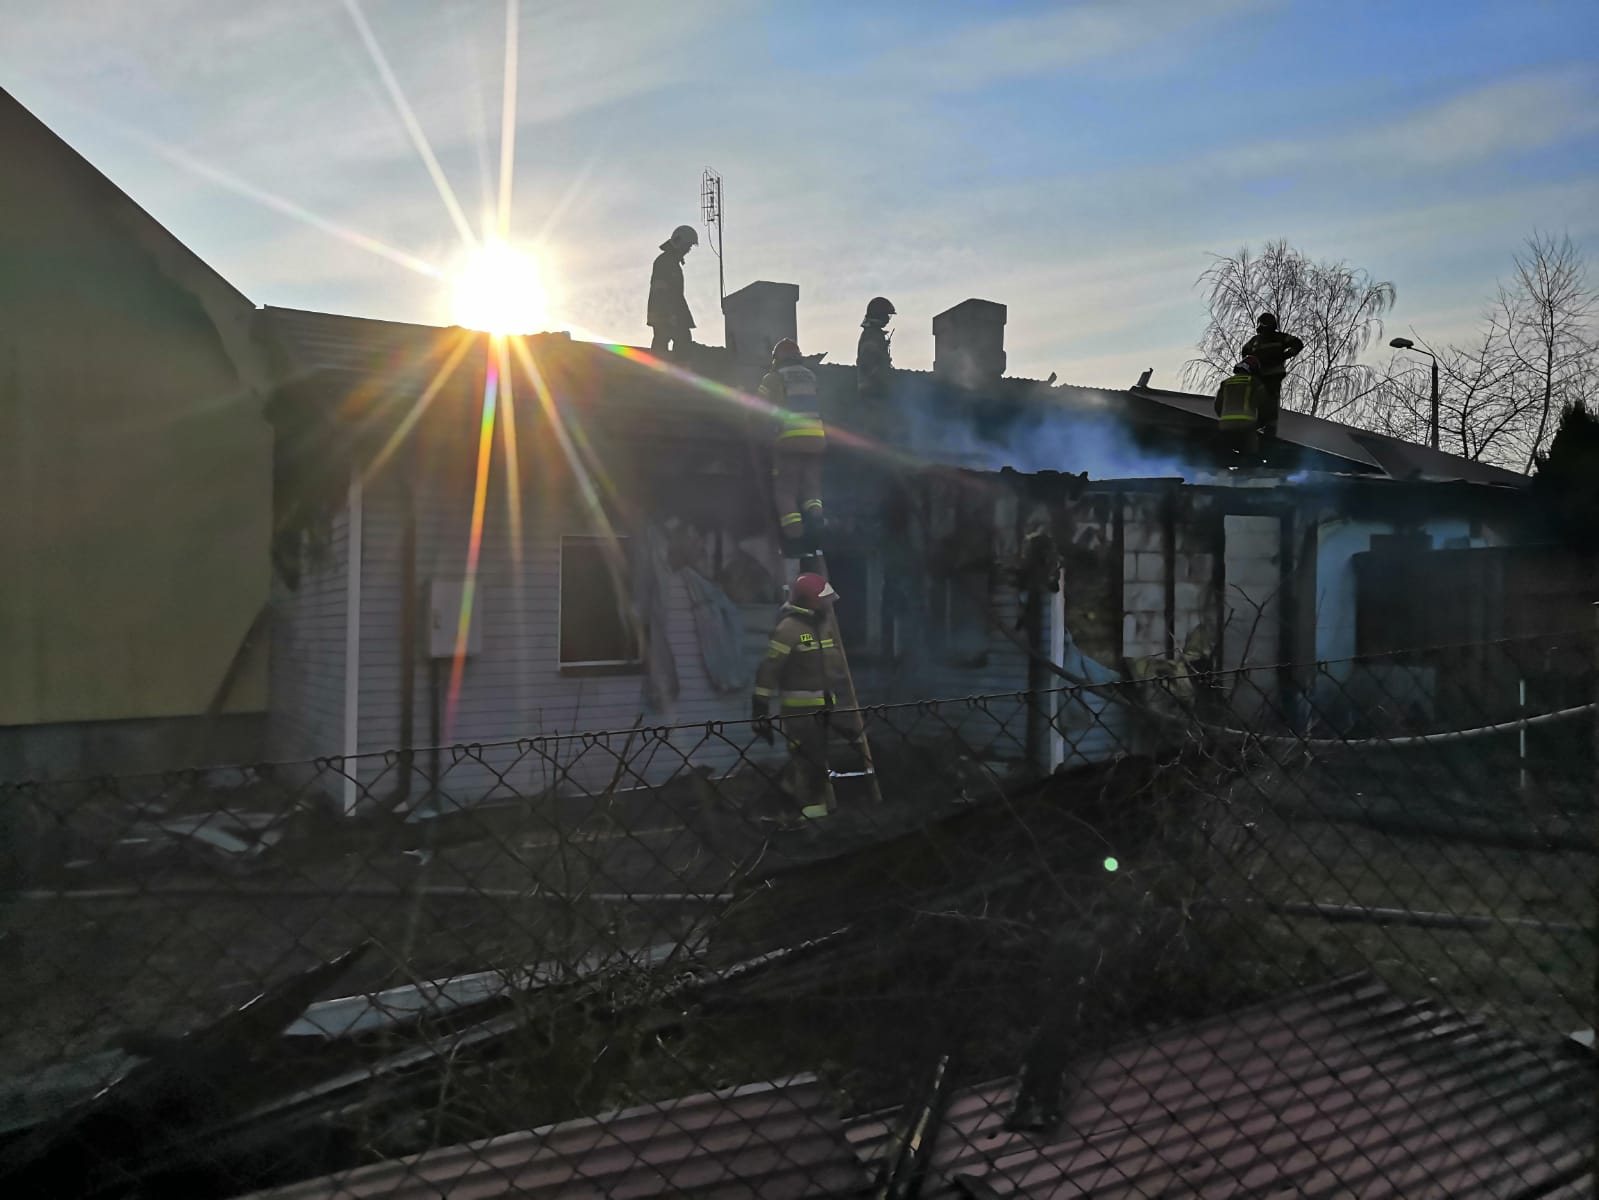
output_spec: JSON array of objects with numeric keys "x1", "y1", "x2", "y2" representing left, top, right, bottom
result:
[{"x1": 1390, "y1": 337, "x2": 1439, "y2": 451}]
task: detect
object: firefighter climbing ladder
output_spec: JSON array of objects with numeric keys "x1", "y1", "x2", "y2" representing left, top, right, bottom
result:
[{"x1": 746, "y1": 366, "x2": 882, "y2": 810}]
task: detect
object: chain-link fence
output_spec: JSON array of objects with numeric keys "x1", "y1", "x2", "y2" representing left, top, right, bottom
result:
[{"x1": 1, "y1": 632, "x2": 1594, "y2": 1197}]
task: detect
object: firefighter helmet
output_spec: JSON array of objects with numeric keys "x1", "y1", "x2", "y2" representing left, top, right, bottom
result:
[
  {"x1": 791, "y1": 573, "x2": 837, "y2": 609},
  {"x1": 772, "y1": 337, "x2": 802, "y2": 364},
  {"x1": 1256, "y1": 311, "x2": 1278, "y2": 331},
  {"x1": 865, "y1": 296, "x2": 896, "y2": 322},
  {"x1": 669, "y1": 224, "x2": 699, "y2": 247}
]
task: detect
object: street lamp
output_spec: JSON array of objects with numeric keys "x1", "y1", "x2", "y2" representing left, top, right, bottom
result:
[{"x1": 1390, "y1": 337, "x2": 1439, "y2": 451}]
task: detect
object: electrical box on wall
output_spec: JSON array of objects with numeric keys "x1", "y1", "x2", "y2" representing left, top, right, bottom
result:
[{"x1": 428, "y1": 580, "x2": 482, "y2": 658}]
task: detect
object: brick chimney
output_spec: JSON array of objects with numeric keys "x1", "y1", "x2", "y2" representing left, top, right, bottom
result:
[
  {"x1": 933, "y1": 298, "x2": 1007, "y2": 389},
  {"x1": 722, "y1": 281, "x2": 799, "y2": 366}
]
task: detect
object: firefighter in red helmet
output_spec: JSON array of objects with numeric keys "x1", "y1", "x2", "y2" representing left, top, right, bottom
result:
[
  {"x1": 759, "y1": 337, "x2": 825, "y2": 559},
  {"x1": 752, "y1": 572, "x2": 845, "y2": 820}
]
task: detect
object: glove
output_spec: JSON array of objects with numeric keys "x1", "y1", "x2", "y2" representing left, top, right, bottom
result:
[{"x1": 751, "y1": 695, "x2": 775, "y2": 745}]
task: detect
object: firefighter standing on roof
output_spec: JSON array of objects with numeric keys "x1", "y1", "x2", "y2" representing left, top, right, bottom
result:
[
  {"x1": 1239, "y1": 312, "x2": 1303, "y2": 441},
  {"x1": 857, "y1": 296, "x2": 895, "y2": 400},
  {"x1": 751, "y1": 573, "x2": 845, "y2": 820},
  {"x1": 760, "y1": 337, "x2": 825, "y2": 559},
  {"x1": 647, "y1": 225, "x2": 697, "y2": 355}
]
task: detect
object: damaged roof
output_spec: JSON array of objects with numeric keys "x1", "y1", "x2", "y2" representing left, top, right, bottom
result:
[
  {"x1": 848, "y1": 974, "x2": 1595, "y2": 1197},
  {"x1": 257, "y1": 306, "x2": 1527, "y2": 489}
]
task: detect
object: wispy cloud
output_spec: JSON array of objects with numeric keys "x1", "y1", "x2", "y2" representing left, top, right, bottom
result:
[{"x1": 869, "y1": 0, "x2": 1274, "y2": 90}]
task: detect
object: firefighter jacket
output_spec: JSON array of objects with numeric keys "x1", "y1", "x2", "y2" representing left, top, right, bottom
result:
[
  {"x1": 1239, "y1": 330, "x2": 1304, "y2": 378},
  {"x1": 1215, "y1": 373, "x2": 1257, "y2": 424},
  {"x1": 856, "y1": 323, "x2": 893, "y2": 398},
  {"x1": 647, "y1": 249, "x2": 694, "y2": 332},
  {"x1": 760, "y1": 363, "x2": 825, "y2": 452},
  {"x1": 753, "y1": 606, "x2": 841, "y2": 708}
]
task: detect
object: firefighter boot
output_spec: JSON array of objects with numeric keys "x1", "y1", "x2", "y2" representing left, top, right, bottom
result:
[{"x1": 801, "y1": 505, "x2": 825, "y2": 556}]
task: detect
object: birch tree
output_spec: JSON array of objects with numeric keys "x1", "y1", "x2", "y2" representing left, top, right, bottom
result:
[{"x1": 1183, "y1": 240, "x2": 1397, "y2": 422}]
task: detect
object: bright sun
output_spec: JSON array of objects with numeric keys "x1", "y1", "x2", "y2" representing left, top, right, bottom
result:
[{"x1": 450, "y1": 239, "x2": 552, "y2": 335}]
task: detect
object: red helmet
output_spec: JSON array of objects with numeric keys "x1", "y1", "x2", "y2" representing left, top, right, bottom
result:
[
  {"x1": 772, "y1": 337, "x2": 801, "y2": 364},
  {"x1": 791, "y1": 573, "x2": 837, "y2": 610}
]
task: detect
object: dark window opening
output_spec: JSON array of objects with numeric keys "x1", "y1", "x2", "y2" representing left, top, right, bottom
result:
[
  {"x1": 559, "y1": 536, "x2": 640, "y2": 667},
  {"x1": 936, "y1": 572, "x2": 990, "y2": 667},
  {"x1": 827, "y1": 550, "x2": 888, "y2": 659}
]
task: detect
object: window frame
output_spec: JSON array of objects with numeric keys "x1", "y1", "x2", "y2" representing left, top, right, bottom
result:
[{"x1": 557, "y1": 534, "x2": 642, "y2": 671}]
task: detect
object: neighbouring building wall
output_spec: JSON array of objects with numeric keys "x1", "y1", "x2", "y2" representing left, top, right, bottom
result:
[
  {"x1": 267, "y1": 508, "x2": 350, "y2": 763},
  {"x1": 1309, "y1": 514, "x2": 1497, "y2": 729},
  {"x1": 0, "y1": 93, "x2": 272, "y2": 772},
  {"x1": 1314, "y1": 517, "x2": 1493, "y2": 663}
]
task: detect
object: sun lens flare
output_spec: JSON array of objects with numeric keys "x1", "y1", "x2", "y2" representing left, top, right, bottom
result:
[{"x1": 450, "y1": 239, "x2": 551, "y2": 335}]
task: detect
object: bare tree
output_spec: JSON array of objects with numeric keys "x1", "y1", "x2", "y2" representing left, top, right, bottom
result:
[
  {"x1": 1184, "y1": 240, "x2": 1397, "y2": 422},
  {"x1": 1375, "y1": 234, "x2": 1597, "y2": 470},
  {"x1": 1498, "y1": 233, "x2": 1596, "y2": 472},
  {"x1": 1372, "y1": 323, "x2": 1519, "y2": 462}
]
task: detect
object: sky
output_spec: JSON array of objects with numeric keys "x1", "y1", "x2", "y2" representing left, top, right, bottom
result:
[{"x1": 4, "y1": 0, "x2": 1597, "y2": 391}]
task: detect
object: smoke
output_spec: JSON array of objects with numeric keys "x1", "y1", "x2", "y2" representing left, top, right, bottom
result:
[{"x1": 898, "y1": 382, "x2": 1200, "y2": 482}]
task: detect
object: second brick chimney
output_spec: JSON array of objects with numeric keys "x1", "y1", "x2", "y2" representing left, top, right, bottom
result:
[
  {"x1": 722, "y1": 281, "x2": 799, "y2": 366},
  {"x1": 933, "y1": 298, "x2": 1007, "y2": 389}
]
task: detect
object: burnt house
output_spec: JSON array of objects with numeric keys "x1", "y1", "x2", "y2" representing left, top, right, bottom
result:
[{"x1": 260, "y1": 284, "x2": 1541, "y2": 806}]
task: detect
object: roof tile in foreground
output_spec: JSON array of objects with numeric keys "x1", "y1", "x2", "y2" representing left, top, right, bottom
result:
[
  {"x1": 239, "y1": 1073, "x2": 866, "y2": 1199},
  {"x1": 848, "y1": 975, "x2": 1595, "y2": 1197}
]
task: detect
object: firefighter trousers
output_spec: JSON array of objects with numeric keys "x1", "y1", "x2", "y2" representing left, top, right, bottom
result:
[
  {"x1": 772, "y1": 449, "x2": 824, "y2": 552},
  {"x1": 781, "y1": 707, "x2": 834, "y2": 816},
  {"x1": 1255, "y1": 375, "x2": 1283, "y2": 438},
  {"x1": 650, "y1": 325, "x2": 690, "y2": 356}
]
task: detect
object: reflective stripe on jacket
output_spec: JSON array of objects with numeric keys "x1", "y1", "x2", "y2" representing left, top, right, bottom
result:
[
  {"x1": 760, "y1": 364, "x2": 825, "y2": 448},
  {"x1": 752, "y1": 606, "x2": 839, "y2": 700},
  {"x1": 1216, "y1": 374, "x2": 1257, "y2": 423}
]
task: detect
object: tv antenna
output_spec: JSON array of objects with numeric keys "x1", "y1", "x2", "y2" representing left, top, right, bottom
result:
[{"x1": 701, "y1": 167, "x2": 724, "y2": 310}]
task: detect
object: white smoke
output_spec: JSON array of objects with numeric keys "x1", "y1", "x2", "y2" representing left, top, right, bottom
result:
[{"x1": 899, "y1": 384, "x2": 1199, "y2": 482}]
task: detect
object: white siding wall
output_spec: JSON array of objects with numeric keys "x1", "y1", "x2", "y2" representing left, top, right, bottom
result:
[
  {"x1": 267, "y1": 509, "x2": 348, "y2": 764},
  {"x1": 350, "y1": 481, "x2": 783, "y2": 804}
]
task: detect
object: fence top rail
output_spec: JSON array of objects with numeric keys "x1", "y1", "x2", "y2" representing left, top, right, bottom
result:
[{"x1": 1, "y1": 628, "x2": 1592, "y2": 791}]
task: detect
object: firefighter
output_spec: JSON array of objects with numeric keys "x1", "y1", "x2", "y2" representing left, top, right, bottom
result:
[
  {"x1": 759, "y1": 337, "x2": 825, "y2": 560},
  {"x1": 1239, "y1": 312, "x2": 1304, "y2": 440},
  {"x1": 648, "y1": 225, "x2": 697, "y2": 355},
  {"x1": 1215, "y1": 358, "x2": 1260, "y2": 458},
  {"x1": 751, "y1": 573, "x2": 844, "y2": 820},
  {"x1": 857, "y1": 296, "x2": 895, "y2": 403}
]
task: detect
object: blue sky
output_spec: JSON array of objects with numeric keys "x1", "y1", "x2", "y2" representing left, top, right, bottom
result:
[{"x1": 4, "y1": 0, "x2": 1596, "y2": 389}]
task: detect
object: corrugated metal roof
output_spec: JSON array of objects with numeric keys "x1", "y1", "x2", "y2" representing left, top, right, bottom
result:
[
  {"x1": 240, "y1": 1074, "x2": 869, "y2": 1199},
  {"x1": 846, "y1": 975, "x2": 1594, "y2": 1197},
  {"x1": 260, "y1": 306, "x2": 466, "y2": 378}
]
